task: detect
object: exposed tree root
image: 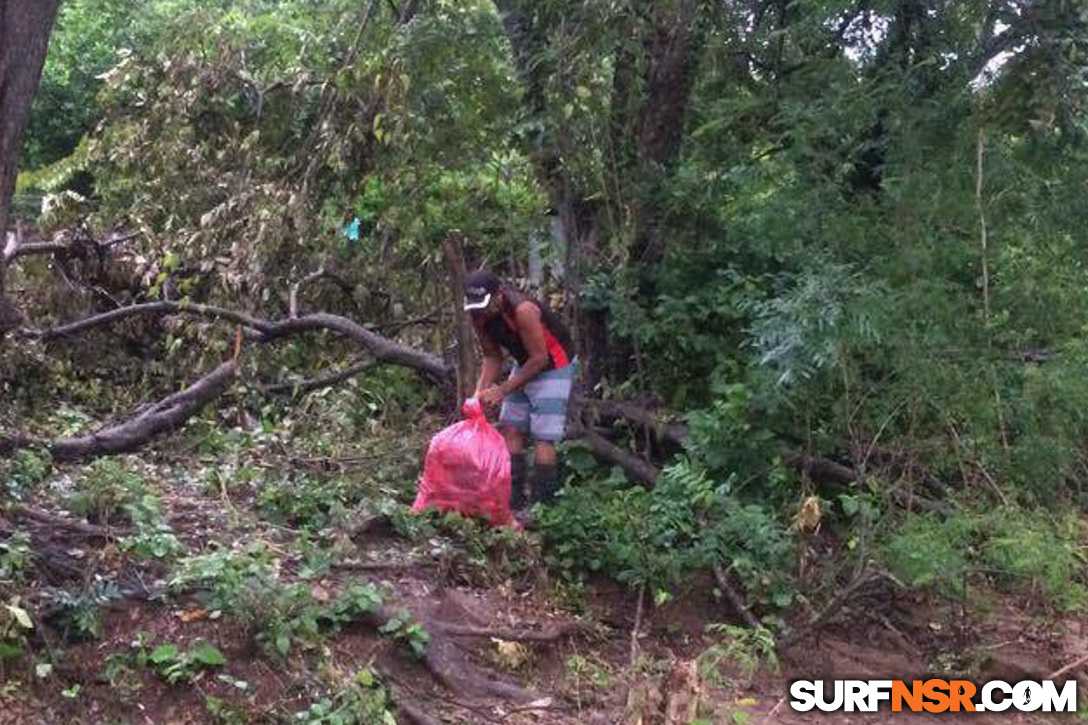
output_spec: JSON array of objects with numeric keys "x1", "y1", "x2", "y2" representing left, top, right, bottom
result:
[
  {"x1": 7, "y1": 503, "x2": 129, "y2": 539},
  {"x1": 391, "y1": 696, "x2": 445, "y2": 725},
  {"x1": 364, "y1": 604, "x2": 542, "y2": 704},
  {"x1": 433, "y1": 621, "x2": 584, "y2": 642}
]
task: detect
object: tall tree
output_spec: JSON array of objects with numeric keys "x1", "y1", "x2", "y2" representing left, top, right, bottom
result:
[{"x1": 0, "y1": 0, "x2": 63, "y2": 337}]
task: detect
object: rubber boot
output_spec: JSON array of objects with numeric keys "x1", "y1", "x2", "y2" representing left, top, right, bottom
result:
[
  {"x1": 509, "y1": 452, "x2": 529, "y2": 513},
  {"x1": 529, "y1": 463, "x2": 561, "y2": 507}
]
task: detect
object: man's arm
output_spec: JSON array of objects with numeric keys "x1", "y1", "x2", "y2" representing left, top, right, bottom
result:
[
  {"x1": 497, "y1": 302, "x2": 549, "y2": 396},
  {"x1": 473, "y1": 319, "x2": 504, "y2": 395}
]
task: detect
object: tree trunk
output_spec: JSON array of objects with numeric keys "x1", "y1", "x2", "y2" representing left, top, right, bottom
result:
[
  {"x1": 441, "y1": 235, "x2": 476, "y2": 402},
  {"x1": 0, "y1": 0, "x2": 63, "y2": 337},
  {"x1": 628, "y1": 0, "x2": 706, "y2": 265}
]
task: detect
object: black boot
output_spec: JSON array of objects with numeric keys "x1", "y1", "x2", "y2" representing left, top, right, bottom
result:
[
  {"x1": 510, "y1": 453, "x2": 529, "y2": 513},
  {"x1": 529, "y1": 463, "x2": 561, "y2": 507}
]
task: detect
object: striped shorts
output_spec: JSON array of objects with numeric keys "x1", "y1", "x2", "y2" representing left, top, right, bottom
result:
[{"x1": 499, "y1": 360, "x2": 576, "y2": 442}]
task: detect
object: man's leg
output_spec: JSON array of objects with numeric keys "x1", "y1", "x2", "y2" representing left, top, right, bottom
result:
[
  {"x1": 529, "y1": 439, "x2": 561, "y2": 506},
  {"x1": 526, "y1": 362, "x2": 575, "y2": 507},
  {"x1": 499, "y1": 390, "x2": 531, "y2": 513},
  {"x1": 502, "y1": 425, "x2": 529, "y2": 511}
]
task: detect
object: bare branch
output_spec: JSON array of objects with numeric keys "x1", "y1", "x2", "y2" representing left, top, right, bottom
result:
[
  {"x1": 712, "y1": 564, "x2": 761, "y2": 629},
  {"x1": 5, "y1": 228, "x2": 139, "y2": 264},
  {"x1": 289, "y1": 268, "x2": 356, "y2": 318},
  {"x1": 566, "y1": 419, "x2": 661, "y2": 486},
  {"x1": 264, "y1": 357, "x2": 378, "y2": 396},
  {"x1": 24, "y1": 301, "x2": 452, "y2": 381},
  {"x1": 1, "y1": 360, "x2": 237, "y2": 461}
]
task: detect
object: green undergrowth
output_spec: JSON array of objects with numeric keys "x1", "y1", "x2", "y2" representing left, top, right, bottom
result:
[
  {"x1": 169, "y1": 543, "x2": 428, "y2": 659},
  {"x1": 538, "y1": 455, "x2": 795, "y2": 620},
  {"x1": 878, "y1": 507, "x2": 1088, "y2": 611}
]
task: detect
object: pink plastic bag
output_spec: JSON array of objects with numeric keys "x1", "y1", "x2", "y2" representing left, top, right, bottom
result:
[{"x1": 411, "y1": 398, "x2": 513, "y2": 526}]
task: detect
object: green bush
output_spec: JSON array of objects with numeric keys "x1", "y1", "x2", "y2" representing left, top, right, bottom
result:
[
  {"x1": 879, "y1": 509, "x2": 1088, "y2": 610},
  {"x1": 539, "y1": 457, "x2": 795, "y2": 616}
]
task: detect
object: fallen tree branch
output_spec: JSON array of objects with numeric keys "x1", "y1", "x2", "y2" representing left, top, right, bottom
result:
[
  {"x1": 6, "y1": 504, "x2": 130, "y2": 539},
  {"x1": 5, "y1": 228, "x2": 139, "y2": 264},
  {"x1": 1046, "y1": 651, "x2": 1088, "y2": 681},
  {"x1": 571, "y1": 399, "x2": 954, "y2": 513},
  {"x1": 574, "y1": 395, "x2": 688, "y2": 447},
  {"x1": 1, "y1": 360, "x2": 237, "y2": 461},
  {"x1": 567, "y1": 420, "x2": 660, "y2": 486},
  {"x1": 786, "y1": 452, "x2": 952, "y2": 515},
  {"x1": 24, "y1": 301, "x2": 451, "y2": 381},
  {"x1": 264, "y1": 357, "x2": 378, "y2": 396},
  {"x1": 712, "y1": 565, "x2": 761, "y2": 629}
]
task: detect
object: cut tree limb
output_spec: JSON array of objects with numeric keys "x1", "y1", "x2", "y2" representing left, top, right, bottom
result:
[
  {"x1": 7, "y1": 503, "x2": 130, "y2": 539},
  {"x1": 25, "y1": 301, "x2": 452, "y2": 381},
  {"x1": 566, "y1": 420, "x2": 661, "y2": 486},
  {"x1": 1, "y1": 360, "x2": 237, "y2": 461}
]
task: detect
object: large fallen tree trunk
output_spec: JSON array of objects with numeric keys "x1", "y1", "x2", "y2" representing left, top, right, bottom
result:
[
  {"x1": 14, "y1": 293, "x2": 951, "y2": 517},
  {"x1": 1, "y1": 360, "x2": 237, "y2": 461}
]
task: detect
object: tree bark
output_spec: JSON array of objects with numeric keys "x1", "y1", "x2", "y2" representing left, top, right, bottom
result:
[
  {"x1": 441, "y1": 235, "x2": 476, "y2": 402},
  {"x1": 629, "y1": 0, "x2": 707, "y2": 265},
  {"x1": 0, "y1": 0, "x2": 63, "y2": 338}
]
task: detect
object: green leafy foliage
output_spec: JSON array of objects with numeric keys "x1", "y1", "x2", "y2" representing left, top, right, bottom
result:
[
  {"x1": 257, "y1": 475, "x2": 353, "y2": 530},
  {"x1": 0, "y1": 598, "x2": 34, "y2": 663},
  {"x1": 698, "y1": 623, "x2": 778, "y2": 689},
  {"x1": 66, "y1": 459, "x2": 182, "y2": 560},
  {"x1": 879, "y1": 509, "x2": 1088, "y2": 610},
  {"x1": 40, "y1": 579, "x2": 122, "y2": 642},
  {"x1": 144, "y1": 640, "x2": 227, "y2": 684},
  {"x1": 294, "y1": 668, "x2": 397, "y2": 725},
  {"x1": 377, "y1": 610, "x2": 431, "y2": 660},
  {"x1": 0, "y1": 531, "x2": 32, "y2": 586},
  {"x1": 170, "y1": 545, "x2": 390, "y2": 657},
  {"x1": 3, "y1": 449, "x2": 52, "y2": 499},
  {"x1": 539, "y1": 457, "x2": 794, "y2": 614}
]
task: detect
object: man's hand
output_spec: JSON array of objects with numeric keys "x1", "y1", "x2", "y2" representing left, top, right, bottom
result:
[{"x1": 478, "y1": 385, "x2": 506, "y2": 409}]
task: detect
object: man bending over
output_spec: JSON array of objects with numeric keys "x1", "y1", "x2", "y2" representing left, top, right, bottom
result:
[{"x1": 463, "y1": 269, "x2": 575, "y2": 523}]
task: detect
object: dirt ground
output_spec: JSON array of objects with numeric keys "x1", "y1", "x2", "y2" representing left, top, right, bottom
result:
[{"x1": 3, "y1": 450, "x2": 1087, "y2": 725}]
